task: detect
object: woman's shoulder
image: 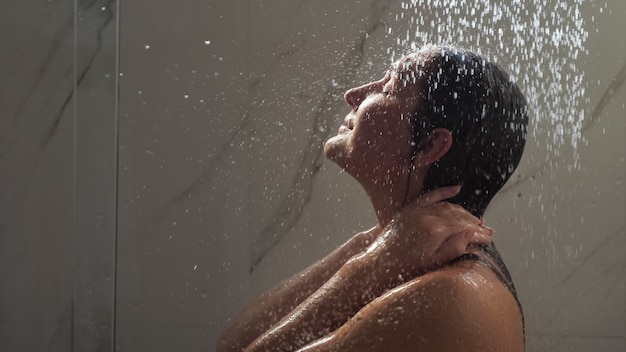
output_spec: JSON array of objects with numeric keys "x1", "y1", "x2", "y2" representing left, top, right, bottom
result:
[
  {"x1": 357, "y1": 262, "x2": 524, "y2": 351},
  {"x1": 302, "y1": 261, "x2": 524, "y2": 352},
  {"x1": 381, "y1": 261, "x2": 524, "y2": 350},
  {"x1": 400, "y1": 259, "x2": 522, "y2": 317},
  {"x1": 378, "y1": 260, "x2": 512, "y2": 315}
]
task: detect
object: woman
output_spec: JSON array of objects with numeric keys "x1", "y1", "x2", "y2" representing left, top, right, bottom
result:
[{"x1": 218, "y1": 44, "x2": 527, "y2": 352}]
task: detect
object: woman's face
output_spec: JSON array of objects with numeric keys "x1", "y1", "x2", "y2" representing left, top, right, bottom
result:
[{"x1": 324, "y1": 55, "x2": 424, "y2": 183}]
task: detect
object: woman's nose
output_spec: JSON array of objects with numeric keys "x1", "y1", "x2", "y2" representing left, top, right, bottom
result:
[
  {"x1": 344, "y1": 82, "x2": 378, "y2": 110},
  {"x1": 343, "y1": 87, "x2": 363, "y2": 109}
]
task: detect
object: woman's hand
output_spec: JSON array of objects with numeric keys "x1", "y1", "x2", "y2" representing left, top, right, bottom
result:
[
  {"x1": 241, "y1": 186, "x2": 493, "y2": 352},
  {"x1": 355, "y1": 185, "x2": 494, "y2": 285}
]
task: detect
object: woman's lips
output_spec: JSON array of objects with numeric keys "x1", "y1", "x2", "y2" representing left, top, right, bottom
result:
[
  {"x1": 337, "y1": 115, "x2": 354, "y2": 134},
  {"x1": 338, "y1": 125, "x2": 351, "y2": 134},
  {"x1": 343, "y1": 116, "x2": 355, "y2": 129}
]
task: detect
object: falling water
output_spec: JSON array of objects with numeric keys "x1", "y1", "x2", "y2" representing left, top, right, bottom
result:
[{"x1": 389, "y1": 0, "x2": 590, "y2": 161}]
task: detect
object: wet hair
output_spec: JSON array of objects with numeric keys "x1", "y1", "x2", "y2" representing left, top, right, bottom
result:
[{"x1": 412, "y1": 46, "x2": 529, "y2": 217}]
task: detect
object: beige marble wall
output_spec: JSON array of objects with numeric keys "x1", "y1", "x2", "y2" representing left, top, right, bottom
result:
[
  {"x1": 0, "y1": 0, "x2": 75, "y2": 350},
  {"x1": 116, "y1": 1, "x2": 251, "y2": 349}
]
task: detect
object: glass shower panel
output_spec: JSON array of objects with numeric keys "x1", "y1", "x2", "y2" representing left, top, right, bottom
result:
[
  {"x1": 74, "y1": 0, "x2": 119, "y2": 351},
  {"x1": 115, "y1": 1, "x2": 249, "y2": 350}
]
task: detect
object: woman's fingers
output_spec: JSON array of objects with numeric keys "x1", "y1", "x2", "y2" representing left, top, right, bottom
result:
[
  {"x1": 471, "y1": 230, "x2": 494, "y2": 245},
  {"x1": 414, "y1": 185, "x2": 461, "y2": 208},
  {"x1": 480, "y1": 222, "x2": 494, "y2": 233},
  {"x1": 436, "y1": 223, "x2": 494, "y2": 264},
  {"x1": 436, "y1": 229, "x2": 474, "y2": 263}
]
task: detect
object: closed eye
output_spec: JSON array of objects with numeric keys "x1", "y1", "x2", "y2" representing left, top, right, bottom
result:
[{"x1": 381, "y1": 90, "x2": 395, "y2": 98}]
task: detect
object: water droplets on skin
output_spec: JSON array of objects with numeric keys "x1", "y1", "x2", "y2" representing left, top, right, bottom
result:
[{"x1": 396, "y1": 0, "x2": 589, "y2": 156}]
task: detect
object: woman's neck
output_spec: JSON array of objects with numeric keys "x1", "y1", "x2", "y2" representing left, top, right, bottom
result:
[{"x1": 365, "y1": 173, "x2": 426, "y2": 228}]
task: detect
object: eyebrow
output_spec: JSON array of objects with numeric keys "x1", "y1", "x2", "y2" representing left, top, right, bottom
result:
[
  {"x1": 383, "y1": 70, "x2": 401, "y2": 92},
  {"x1": 389, "y1": 63, "x2": 401, "y2": 73},
  {"x1": 388, "y1": 61, "x2": 421, "y2": 89},
  {"x1": 393, "y1": 55, "x2": 417, "y2": 70}
]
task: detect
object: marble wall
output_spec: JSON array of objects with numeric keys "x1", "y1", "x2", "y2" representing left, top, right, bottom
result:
[
  {"x1": 1, "y1": 0, "x2": 624, "y2": 351},
  {"x1": 0, "y1": 0, "x2": 75, "y2": 350}
]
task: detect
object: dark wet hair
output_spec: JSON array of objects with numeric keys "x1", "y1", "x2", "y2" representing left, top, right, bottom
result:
[{"x1": 413, "y1": 46, "x2": 529, "y2": 217}]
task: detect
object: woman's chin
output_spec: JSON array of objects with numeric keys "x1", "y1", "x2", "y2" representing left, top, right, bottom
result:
[{"x1": 323, "y1": 136, "x2": 348, "y2": 164}]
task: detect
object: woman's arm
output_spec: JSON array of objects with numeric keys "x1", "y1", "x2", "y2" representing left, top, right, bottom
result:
[
  {"x1": 216, "y1": 226, "x2": 381, "y2": 352},
  {"x1": 243, "y1": 187, "x2": 494, "y2": 352},
  {"x1": 297, "y1": 263, "x2": 525, "y2": 352}
]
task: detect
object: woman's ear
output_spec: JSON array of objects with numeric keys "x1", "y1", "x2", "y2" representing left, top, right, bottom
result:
[{"x1": 413, "y1": 128, "x2": 453, "y2": 168}]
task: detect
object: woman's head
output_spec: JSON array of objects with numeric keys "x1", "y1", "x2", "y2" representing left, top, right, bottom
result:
[
  {"x1": 324, "y1": 44, "x2": 528, "y2": 218},
  {"x1": 412, "y1": 45, "x2": 529, "y2": 216}
]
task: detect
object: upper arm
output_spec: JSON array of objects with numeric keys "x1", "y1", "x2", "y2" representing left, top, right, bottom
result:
[
  {"x1": 218, "y1": 228, "x2": 381, "y2": 352},
  {"x1": 298, "y1": 269, "x2": 524, "y2": 352}
]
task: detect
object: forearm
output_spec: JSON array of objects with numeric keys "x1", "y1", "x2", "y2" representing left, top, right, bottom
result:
[
  {"x1": 243, "y1": 219, "x2": 483, "y2": 352},
  {"x1": 217, "y1": 227, "x2": 379, "y2": 352},
  {"x1": 243, "y1": 256, "x2": 380, "y2": 352}
]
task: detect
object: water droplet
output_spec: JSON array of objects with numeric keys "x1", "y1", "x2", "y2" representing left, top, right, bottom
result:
[
  {"x1": 144, "y1": 44, "x2": 150, "y2": 50},
  {"x1": 204, "y1": 40, "x2": 211, "y2": 45}
]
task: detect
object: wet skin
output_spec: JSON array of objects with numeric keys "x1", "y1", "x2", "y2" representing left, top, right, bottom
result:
[{"x1": 218, "y1": 49, "x2": 524, "y2": 352}]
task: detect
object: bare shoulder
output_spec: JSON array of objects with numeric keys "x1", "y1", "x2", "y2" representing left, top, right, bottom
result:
[
  {"x1": 300, "y1": 262, "x2": 524, "y2": 352},
  {"x1": 398, "y1": 262, "x2": 524, "y2": 349}
]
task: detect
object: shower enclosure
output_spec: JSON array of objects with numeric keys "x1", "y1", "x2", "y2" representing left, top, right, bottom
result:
[{"x1": 0, "y1": 0, "x2": 624, "y2": 351}]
